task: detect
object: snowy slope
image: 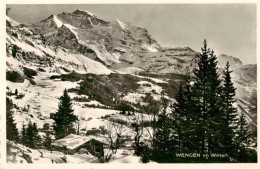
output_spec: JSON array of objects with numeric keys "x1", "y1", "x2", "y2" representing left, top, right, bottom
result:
[{"x1": 6, "y1": 22, "x2": 112, "y2": 75}]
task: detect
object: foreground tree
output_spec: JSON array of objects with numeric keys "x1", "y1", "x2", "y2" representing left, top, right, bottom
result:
[
  {"x1": 52, "y1": 89, "x2": 77, "y2": 139},
  {"x1": 142, "y1": 94, "x2": 160, "y2": 149},
  {"x1": 128, "y1": 113, "x2": 145, "y2": 156},
  {"x1": 185, "y1": 40, "x2": 224, "y2": 161},
  {"x1": 220, "y1": 62, "x2": 239, "y2": 160},
  {"x1": 171, "y1": 83, "x2": 185, "y2": 151},
  {"x1": 15, "y1": 89, "x2": 18, "y2": 95},
  {"x1": 191, "y1": 40, "x2": 212, "y2": 159},
  {"x1": 105, "y1": 121, "x2": 125, "y2": 154},
  {"x1": 206, "y1": 49, "x2": 223, "y2": 159},
  {"x1": 12, "y1": 45, "x2": 17, "y2": 58},
  {"x1": 43, "y1": 131, "x2": 52, "y2": 150},
  {"x1": 154, "y1": 98, "x2": 171, "y2": 151},
  {"x1": 21, "y1": 124, "x2": 27, "y2": 145},
  {"x1": 152, "y1": 98, "x2": 174, "y2": 162},
  {"x1": 6, "y1": 98, "x2": 19, "y2": 142},
  {"x1": 20, "y1": 122, "x2": 41, "y2": 148},
  {"x1": 28, "y1": 122, "x2": 41, "y2": 148},
  {"x1": 235, "y1": 114, "x2": 252, "y2": 162},
  {"x1": 170, "y1": 76, "x2": 195, "y2": 153}
]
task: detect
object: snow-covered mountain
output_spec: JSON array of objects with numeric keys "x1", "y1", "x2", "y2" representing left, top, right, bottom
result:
[
  {"x1": 6, "y1": 10, "x2": 257, "y2": 163},
  {"x1": 25, "y1": 9, "x2": 199, "y2": 74},
  {"x1": 28, "y1": 10, "x2": 161, "y2": 66}
]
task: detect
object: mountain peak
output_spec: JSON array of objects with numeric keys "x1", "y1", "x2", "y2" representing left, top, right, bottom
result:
[
  {"x1": 40, "y1": 14, "x2": 54, "y2": 23},
  {"x1": 217, "y1": 54, "x2": 243, "y2": 70},
  {"x1": 73, "y1": 9, "x2": 96, "y2": 17},
  {"x1": 56, "y1": 9, "x2": 109, "y2": 28},
  {"x1": 218, "y1": 54, "x2": 243, "y2": 64}
]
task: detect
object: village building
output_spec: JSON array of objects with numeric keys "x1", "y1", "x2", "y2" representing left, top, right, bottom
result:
[{"x1": 51, "y1": 134, "x2": 108, "y2": 157}]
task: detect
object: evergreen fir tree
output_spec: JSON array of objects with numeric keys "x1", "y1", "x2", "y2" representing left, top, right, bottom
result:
[
  {"x1": 6, "y1": 97, "x2": 19, "y2": 142},
  {"x1": 191, "y1": 39, "x2": 211, "y2": 160},
  {"x1": 220, "y1": 62, "x2": 239, "y2": 160},
  {"x1": 25, "y1": 122, "x2": 40, "y2": 148},
  {"x1": 235, "y1": 114, "x2": 251, "y2": 162},
  {"x1": 153, "y1": 98, "x2": 173, "y2": 162},
  {"x1": 178, "y1": 76, "x2": 196, "y2": 153},
  {"x1": 32, "y1": 122, "x2": 41, "y2": 148},
  {"x1": 170, "y1": 76, "x2": 194, "y2": 153},
  {"x1": 52, "y1": 89, "x2": 77, "y2": 139},
  {"x1": 154, "y1": 99, "x2": 171, "y2": 151},
  {"x1": 26, "y1": 122, "x2": 33, "y2": 147},
  {"x1": 43, "y1": 131, "x2": 52, "y2": 150},
  {"x1": 21, "y1": 123, "x2": 27, "y2": 145},
  {"x1": 190, "y1": 40, "x2": 223, "y2": 160},
  {"x1": 183, "y1": 76, "x2": 196, "y2": 153},
  {"x1": 20, "y1": 122, "x2": 41, "y2": 148},
  {"x1": 15, "y1": 89, "x2": 18, "y2": 95},
  {"x1": 170, "y1": 83, "x2": 185, "y2": 152},
  {"x1": 12, "y1": 45, "x2": 17, "y2": 58},
  {"x1": 206, "y1": 49, "x2": 223, "y2": 158}
]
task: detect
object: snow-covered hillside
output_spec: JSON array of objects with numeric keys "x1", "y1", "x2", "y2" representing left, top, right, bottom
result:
[{"x1": 6, "y1": 10, "x2": 257, "y2": 163}]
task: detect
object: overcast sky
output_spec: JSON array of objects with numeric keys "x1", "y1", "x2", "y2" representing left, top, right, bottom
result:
[{"x1": 7, "y1": 4, "x2": 256, "y2": 64}]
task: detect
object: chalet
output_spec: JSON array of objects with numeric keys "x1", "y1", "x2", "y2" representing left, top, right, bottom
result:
[{"x1": 51, "y1": 134, "x2": 108, "y2": 157}]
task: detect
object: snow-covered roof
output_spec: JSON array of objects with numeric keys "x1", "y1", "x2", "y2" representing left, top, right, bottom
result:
[{"x1": 51, "y1": 134, "x2": 107, "y2": 150}]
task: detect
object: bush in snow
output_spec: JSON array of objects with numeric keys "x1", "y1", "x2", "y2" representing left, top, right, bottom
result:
[
  {"x1": 6, "y1": 71, "x2": 24, "y2": 83},
  {"x1": 12, "y1": 45, "x2": 17, "y2": 58},
  {"x1": 23, "y1": 67, "x2": 37, "y2": 78},
  {"x1": 6, "y1": 97, "x2": 19, "y2": 142}
]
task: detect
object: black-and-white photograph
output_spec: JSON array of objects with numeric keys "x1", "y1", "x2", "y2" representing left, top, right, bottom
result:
[{"x1": 5, "y1": 3, "x2": 257, "y2": 164}]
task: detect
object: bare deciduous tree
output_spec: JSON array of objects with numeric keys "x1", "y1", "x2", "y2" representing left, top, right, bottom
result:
[
  {"x1": 105, "y1": 120, "x2": 125, "y2": 154},
  {"x1": 141, "y1": 97, "x2": 160, "y2": 149},
  {"x1": 127, "y1": 113, "x2": 145, "y2": 155},
  {"x1": 75, "y1": 117, "x2": 82, "y2": 135}
]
